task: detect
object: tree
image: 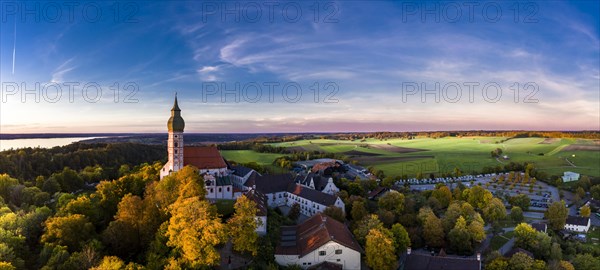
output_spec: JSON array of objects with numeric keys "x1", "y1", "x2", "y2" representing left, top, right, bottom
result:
[
  {"x1": 483, "y1": 198, "x2": 507, "y2": 223},
  {"x1": 378, "y1": 191, "x2": 405, "y2": 216},
  {"x1": 323, "y1": 206, "x2": 346, "y2": 222},
  {"x1": 591, "y1": 185, "x2": 600, "y2": 199},
  {"x1": 41, "y1": 214, "x2": 95, "y2": 252},
  {"x1": 390, "y1": 223, "x2": 410, "y2": 254},
  {"x1": 167, "y1": 196, "x2": 227, "y2": 267},
  {"x1": 442, "y1": 202, "x2": 462, "y2": 233},
  {"x1": 465, "y1": 186, "x2": 493, "y2": 209},
  {"x1": 545, "y1": 201, "x2": 568, "y2": 231},
  {"x1": 514, "y1": 223, "x2": 537, "y2": 249},
  {"x1": 487, "y1": 258, "x2": 509, "y2": 270},
  {"x1": 571, "y1": 253, "x2": 600, "y2": 270},
  {"x1": 353, "y1": 215, "x2": 384, "y2": 246},
  {"x1": 90, "y1": 256, "x2": 125, "y2": 270},
  {"x1": 549, "y1": 242, "x2": 562, "y2": 261},
  {"x1": 422, "y1": 212, "x2": 444, "y2": 248},
  {"x1": 431, "y1": 185, "x2": 453, "y2": 208},
  {"x1": 576, "y1": 187, "x2": 585, "y2": 200},
  {"x1": 468, "y1": 220, "x2": 486, "y2": 242},
  {"x1": 0, "y1": 175, "x2": 18, "y2": 202},
  {"x1": 448, "y1": 216, "x2": 472, "y2": 254},
  {"x1": 365, "y1": 228, "x2": 396, "y2": 270},
  {"x1": 510, "y1": 206, "x2": 524, "y2": 222},
  {"x1": 227, "y1": 195, "x2": 259, "y2": 256},
  {"x1": 288, "y1": 203, "x2": 300, "y2": 221},
  {"x1": 580, "y1": 204, "x2": 591, "y2": 217},
  {"x1": 508, "y1": 252, "x2": 534, "y2": 270},
  {"x1": 555, "y1": 260, "x2": 575, "y2": 270},
  {"x1": 351, "y1": 201, "x2": 368, "y2": 222},
  {"x1": 509, "y1": 194, "x2": 530, "y2": 211}
]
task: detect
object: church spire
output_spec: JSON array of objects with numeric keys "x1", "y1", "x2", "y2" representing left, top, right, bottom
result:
[{"x1": 167, "y1": 93, "x2": 185, "y2": 132}]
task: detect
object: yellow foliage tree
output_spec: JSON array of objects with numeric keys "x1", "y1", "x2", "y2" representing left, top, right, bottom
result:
[
  {"x1": 365, "y1": 228, "x2": 396, "y2": 270},
  {"x1": 227, "y1": 195, "x2": 259, "y2": 256}
]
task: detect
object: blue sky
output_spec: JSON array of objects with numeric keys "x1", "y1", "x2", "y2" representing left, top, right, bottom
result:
[{"x1": 1, "y1": 1, "x2": 599, "y2": 133}]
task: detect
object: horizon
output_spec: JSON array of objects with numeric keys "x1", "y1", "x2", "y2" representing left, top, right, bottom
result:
[{"x1": 1, "y1": 1, "x2": 599, "y2": 133}]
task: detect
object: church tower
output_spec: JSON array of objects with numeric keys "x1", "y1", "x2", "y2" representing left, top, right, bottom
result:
[{"x1": 160, "y1": 94, "x2": 185, "y2": 179}]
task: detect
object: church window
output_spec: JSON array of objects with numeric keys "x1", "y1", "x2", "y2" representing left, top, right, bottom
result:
[
  {"x1": 227, "y1": 187, "x2": 230, "y2": 192},
  {"x1": 174, "y1": 142, "x2": 178, "y2": 147},
  {"x1": 218, "y1": 187, "x2": 222, "y2": 192}
]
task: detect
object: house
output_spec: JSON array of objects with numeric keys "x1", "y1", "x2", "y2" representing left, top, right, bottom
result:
[
  {"x1": 231, "y1": 165, "x2": 260, "y2": 191},
  {"x1": 275, "y1": 213, "x2": 362, "y2": 270},
  {"x1": 250, "y1": 173, "x2": 346, "y2": 217},
  {"x1": 400, "y1": 248, "x2": 481, "y2": 270},
  {"x1": 530, "y1": 222, "x2": 547, "y2": 234},
  {"x1": 245, "y1": 189, "x2": 268, "y2": 235},
  {"x1": 295, "y1": 173, "x2": 340, "y2": 195},
  {"x1": 367, "y1": 186, "x2": 390, "y2": 200},
  {"x1": 564, "y1": 216, "x2": 591, "y2": 232},
  {"x1": 562, "y1": 171, "x2": 580, "y2": 182}
]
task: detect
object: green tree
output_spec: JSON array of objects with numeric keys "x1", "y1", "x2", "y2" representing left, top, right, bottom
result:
[
  {"x1": 510, "y1": 206, "x2": 524, "y2": 222},
  {"x1": 487, "y1": 258, "x2": 509, "y2": 270},
  {"x1": 365, "y1": 228, "x2": 396, "y2": 270},
  {"x1": 468, "y1": 220, "x2": 486, "y2": 242},
  {"x1": 378, "y1": 191, "x2": 405, "y2": 216},
  {"x1": 571, "y1": 253, "x2": 600, "y2": 270},
  {"x1": 390, "y1": 223, "x2": 410, "y2": 254},
  {"x1": 448, "y1": 216, "x2": 472, "y2": 254},
  {"x1": 288, "y1": 203, "x2": 300, "y2": 221},
  {"x1": 422, "y1": 211, "x2": 444, "y2": 248},
  {"x1": 590, "y1": 185, "x2": 600, "y2": 199},
  {"x1": 0, "y1": 175, "x2": 18, "y2": 202},
  {"x1": 509, "y1": 194, "x2": 530, "y2": 211},
  {"x1": 465, "y1": 186, "x2": 493, "y2": 209},
  {"x1": 167, "y1": 196, "x2": 226, "y2": 267},
  {"x1": 227, "y1": 195, "x2": 259, "y2": 256},
  {"x1": 580, "y1": 204, "x2": 591, "y2": 217},
  {"x1": 41, "y1": 214, "x2": 95, "y2": 252},
  {"x1": 351, "y1": 201, "x2": 368, "y2": 222},
  {"x1": 545, "y1": 200, "x2": 568, "y2": 231},
  {"x1": 549, "y1": 242, "x2": 562, "y2": 261},
  {"x1": 483, "y1": 198, "x2": 507, "y2": 223},
  {"x1": 431, "y1": 185, "x2": 453, "y2": 208},
  {"x1": 508, "y1": 252, "x2": 534, "y2": 270},
  {"x1": 323, "y1": 206, "x2": 346, "y2": 222}
]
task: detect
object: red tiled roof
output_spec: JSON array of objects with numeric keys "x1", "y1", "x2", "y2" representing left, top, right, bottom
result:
[
  {"x1": 275, "y1": 213, "x2": 362, "y2": 257},
  {"x1": 183, "y1": 146, "x2": 227, "y2": 170}
]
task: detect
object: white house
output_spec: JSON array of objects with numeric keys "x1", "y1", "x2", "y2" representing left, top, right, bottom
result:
[
  {"x1": 275, "y1": 213, "x2": 362, "y2": 270},
  {"x1": 295, "y1": 173, "x2": 340, "y2": 195},
  {"x1": 564, "y1": 216, "x2": 591, "y2": 233},
  {"x1": 562, "y1": 171, "x2": 580, "y2": 182},
  {"x1": 245, "y1": 189, "x2": 268, "y2": 235},
  {"x1": 247, "y1": 174, "x2": 346, "y2": 217}
]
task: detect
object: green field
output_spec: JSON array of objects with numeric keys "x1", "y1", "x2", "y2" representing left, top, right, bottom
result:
[{"x1": 221, "y1": 137, "x2": 600, "y2": 179}]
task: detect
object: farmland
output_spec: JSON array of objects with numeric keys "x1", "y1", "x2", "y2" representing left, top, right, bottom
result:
[{"x1": 220, "y1": 137, "x2": 600, "y2": 179}]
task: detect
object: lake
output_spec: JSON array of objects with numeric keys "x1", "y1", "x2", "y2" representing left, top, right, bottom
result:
[{"x1": 0, "y1": 137, "x2": 102, "y2": 151}]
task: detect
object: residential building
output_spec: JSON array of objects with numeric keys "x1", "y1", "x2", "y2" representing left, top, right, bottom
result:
[
  {"x1": 564, "y1": 216, "x2": 591, "y2": 232},
  {"x1": 295, "y1": 173, "x2": 340, "y2": 195},
  {"x1": 530, "y1": 222, "x2": 547, "y2": 234},
  {"x1": 245, "y1": 189, "x2": 268, "y2": 235},
  {"x1": 275, "y1": 213, "x2": 362, "y2": 270}
]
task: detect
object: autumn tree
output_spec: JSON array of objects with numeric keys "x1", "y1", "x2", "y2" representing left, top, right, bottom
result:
[
  {"x1": 514, "y1": 223, "x2": 537, "y2": 249},
  {"x1": 508, "y1": 252, "x2": 534, "y2": 270},
  {"x1": 545, "y1": 201, "x2": 568, "y2": 231},
  {"x1": 571, "y1": 253, "x2": 600, "y2": 270},
  {"x1": 41, "y1": 214, "x2": 95, "y2": 252},
  {"x1": 431, "y1": 185, "x2": 453, "y2": 208},
  {"x1": 365, "y1": 228, "x2": 396, "y2": 270},
  {"x1": 509, "y1": 194, "x2": 531, "y2": 211},
  {"x1": 580, "y1": 204, "x2": 591, "y2": 217},
  {"x1": 288, "y1": 203, "x2": 301, "y2": 221},
  {"x1": 354, "y1": 214, "x2": 384, "y2": 246},
  {"x1": 167, "y1": 196, "x2": 226, "y2": 267},
  {"x1": 227, "y1": 195, "x2": 259, "y2": 256},
  {"x1": 487, "y1": 258, "x2": 509, "y2": 270},
  {"x1": 464, "y1": 186, "x2": 492, "y2": 209}
]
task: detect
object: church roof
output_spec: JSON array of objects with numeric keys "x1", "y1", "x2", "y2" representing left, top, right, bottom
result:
[
  {"x1": 183, "y1": 146, "x2": 227, "y2": 170},
  {"x1": 167, "y1": 95, "x2": 185, "y2": 132}
]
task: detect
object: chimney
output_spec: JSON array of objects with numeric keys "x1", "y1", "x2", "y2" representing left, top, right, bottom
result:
[
  {"x1": 407, "y1": 247, "x2": 411, "y2": 255},
  {"x1": 477, "y1": 252, "x2": 481, "y2": 261}
]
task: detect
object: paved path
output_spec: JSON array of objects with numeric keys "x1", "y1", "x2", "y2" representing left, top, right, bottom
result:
[
  {"x1": 219, "y1": 241, "x2": 251, "y2": 269},
  {"x1": 499, "y1": 237, "x2": 516, "y2": 255}
]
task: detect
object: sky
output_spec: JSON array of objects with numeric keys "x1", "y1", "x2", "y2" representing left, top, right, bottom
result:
[{"x1": 0, "y1": 0, "x2": 599, "y2": 133}]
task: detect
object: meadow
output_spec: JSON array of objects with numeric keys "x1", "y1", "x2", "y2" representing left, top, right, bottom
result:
[{"x1": 221, "y1": 137, "x2": 600, "y2": 179}]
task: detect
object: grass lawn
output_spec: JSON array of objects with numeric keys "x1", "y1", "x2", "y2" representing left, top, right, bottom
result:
[
  {"x1": 490, "y1": 234, "x2": 512, "y2": 251},
  {"x1": 220, "y1": 150, "x2": 284, "y2": 166},
  {"x1": 251, "y1": 137, "x2": 600, "y2": 179}
]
